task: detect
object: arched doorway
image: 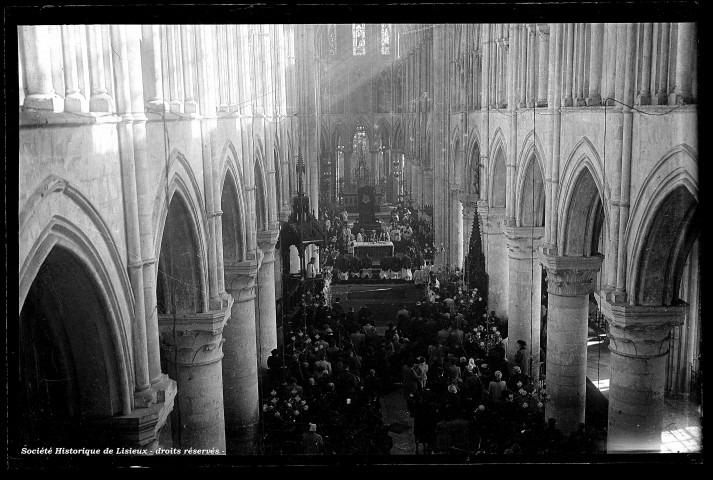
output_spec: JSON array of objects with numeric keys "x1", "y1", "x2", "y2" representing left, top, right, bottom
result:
[{"x1": 19, "y1": 246, "x2": 124, "y2": 448}]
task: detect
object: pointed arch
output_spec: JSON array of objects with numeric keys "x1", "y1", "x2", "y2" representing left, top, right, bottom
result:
[
  {"x1": 490, "y1": 145, "x2": 507, "y2": 208},
  {"x1": 515, "y1": 145, "x2": 546, "y2": 228},
  {"x1": 152, "y1": 150, "x2": 210, "y2": 312},
  {"x1": 557, "y1": 137, "x2": 609, "y2": 256},
  {"x1": 465, "y1": 133, "x2": 481, "y2": 197},
  {"x1": 254, "y1": 140, "x2": 270, "y2": 232},
  {"x1": 220, "y1": 141, "x2": 248, "y2": 262},
  {"x1": 392, "y1": 118, "x2": 404, "y2": 150},
  {"x1": 628, "y1": 145, "x2": 699, "y2": 306},
  {"x1": 375, "y1": 116, "x2": 392, "y2": 147},
  {"x1": 19, "y1": 177, "x2": 134, "y2": 417}
]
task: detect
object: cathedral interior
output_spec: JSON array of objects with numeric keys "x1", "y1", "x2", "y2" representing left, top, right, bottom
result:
[{"x1": 12, "y1": 10, "x2": 701, "y2": 466}]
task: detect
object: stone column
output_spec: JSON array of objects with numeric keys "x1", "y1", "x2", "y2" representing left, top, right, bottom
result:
[
  {"x1": 19, "y1": 25, "x2": 64, "y2": 111},
  {"x1": 86, "y1": 25, "x2": 114, "y2": 112},
  {"x1": 636, "y1": 23, "x2": 654, "y2": 105},
  {"x1": 563, "y1": 23, "x2": 574, "y2": 107},
  {"x1": 166, "y1": 25, "x2": 183, "y2": 114},
  {"x1": 586, "y1": 23, "x2": 604, "y2": 106},
  {"x1": 145, "y1": 25, "x2": 167, "y2": 111},
  {"x1": 601, "y1": 302, "x2": 686, "y2": 453},
  {"x1": 518, "y1": 25, "x2": 528, "y2": 109},
  {"x1": 158, "y1": 301, "x2": 232, "y2": 453},
  {"x1": 180, "y1": 25, "x2": 198, "y2": 114},
  {"x1": 450, "y1": 186, "x2": 464, "y2": 269},
  {"x1": 479, "y1": 203, "x2": 508, "y2": 317},
  {"x1": 653, "y1": 23, "x2": 670, "y2": 105},
  {"x1": 461, "y1": 195, "x2": 479, "y2": 253},
  {"x1": 60, "y1": 25, "x2": 87, "y2": 112},
  {"x1": 539, "y1": 253, "x2": 603, "y2": 434},
  {"x1": 505, "y1": 226, "x2": 545, "y2": 382},
  {"x1": 575, "y1": 23, "x2": 586, "y2": 106},
  {"x1": 256, "y1": 230, "x2": 280, "y2": 386},
  {"x1": 526, "y1": 24, "x2": 536, "y2": 108},
  {"x1": 536, "y1": 24, "x2": 549, "y2": 107},
  {"x1": 669, "y1": 22, "x2": 696, "y2": 105},
  {"x1": 223, "y1": 260, "x2": 260, "y2": 454}
]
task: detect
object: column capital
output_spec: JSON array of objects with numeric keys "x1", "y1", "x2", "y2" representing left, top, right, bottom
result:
[
  {"x1": 256, "y1": 229, "x2": 280, "y2": 252},
  {"x1": 478, "y1": 205, "x2": 507, "y2": 235},
  {"x1": 504, "y1": 226, "x2": 545, "y2": 259},
  {"x1": 158, "y1": 300, "x2": 232, "y2": 368},
  {"x1": 224, "y1": 259, "x2": 259, "y2": 302},
  {"x1": 458, "y1": 192, "x2": 479, "y2": 205},
  {"x1": 600, "y1": 302, "x2": 685, "y2": 359},
  {"x1": 539, "y1": 253, "x2": 603, "y2": 296}
]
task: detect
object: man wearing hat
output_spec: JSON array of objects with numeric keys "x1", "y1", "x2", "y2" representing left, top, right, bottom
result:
[
  {"x1": 302, "y1": 423, "x2": 324, "y2": 454},
  {"x1": 514, "y1": 339, "x2": 528, "y2": 374}
]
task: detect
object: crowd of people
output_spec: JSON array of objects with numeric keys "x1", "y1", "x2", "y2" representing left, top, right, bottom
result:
[{"x1": 263, "y1": 263, "x2": 606, "y2": 456}]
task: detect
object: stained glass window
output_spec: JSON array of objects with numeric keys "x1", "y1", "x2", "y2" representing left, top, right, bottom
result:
[
  {"x1": 353, "y1": 23, "x2": 365, "y2": 56},
  {"x1": 329, "y1": 24, "x2": 337, "y2": 55},
  {"x1": 381, "y1": 24, "x2": 390, "y2": 55}
]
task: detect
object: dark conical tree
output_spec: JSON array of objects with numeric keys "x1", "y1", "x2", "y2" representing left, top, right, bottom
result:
[{"x1": 465, "y1": 203, "x2": 488, "y2": 300}]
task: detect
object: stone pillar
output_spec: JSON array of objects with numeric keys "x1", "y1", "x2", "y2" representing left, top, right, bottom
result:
[
  {"x1": 166, "y1": 25, "x2": 183, "y2": 114},
  {"x1": 145, "y1": 25, "x2": 167, "y2": 111},
  {"x1": 59, "y1": 25, "x2": 87, "y2": 112},
  {"x1": 158, "y1": 302, "x2": 231, "y2": 453},
  {"x1": 575, "y1": 23, "x2": 586, "y2": 107},
  {"x1": 526, "y1": 24, "x2": 536, "y2": 108},
  {"x1": 180, "y1": 25, "x2": 198, "y2": 114},
  {"x1": 636, "y1": 23, "x2": 654, "y2": 105},
  {"x1": 669, "y1": 22, "x2": 696, "y2": 105},
  {"x1": 479, "y1": 203, "x2": 508, "y2": 317},
  {"x1": 539, "y1": 253, "x2": 602, "y2": 434},
  {"x1": 518, "y1": 25, "x2": 528, "y2": 109},
  {"x1": 600, "y1": 302, "x2": 686, "y2": 453},
  {"x1": 256, "y1": 230, "x2": 280, "y2": 386},
  {"x1": 653, "y1": 23, "x2": 670, "y2": 105},
  {"x1": 536, "y1": 24, "x2": 549, "y2": 107},
  {"x1": 86, "y1": 25, "x2": 114, "y2": 112},
  {"x1": 450, "y1": 187, "x2": 464, "y2": 269},
  {"x1": 19, "y1": 25, "x2": 64, "y2": 111},
  {"x1": 586, "y1": 23, "x2": 604, "y2": 106},
  {"x1": 223, "y1": 260, "x2": 260, "y2": 454},
  {"x1": 505, "y1": 226, "x2": 544, "y2": 382},
  {"x1": 563, "y1": 23, "x2": 574, "y2": 107},
  {"x1": 461, "y1": 195, "x2": 479, "y2": 253}
]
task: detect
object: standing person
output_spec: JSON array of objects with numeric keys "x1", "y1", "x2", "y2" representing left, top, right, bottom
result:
[
  {"x1": 306, "y1": 257, "x2": 318, "y2": 279},
  {"x1": 302, "y1": 423, "x2": 324, "y2": 454},
  {"x1": 488, "y1": 370, "x2": 507, "y2": 403},
  {"x1": 514, "y1": 340, "x2": 529, "y2": 375},
  {"x1": 402, "y1": 360, "x2": 421, "y2": 409},
  {"x1": 397, "y1": 303, "x2": 410, "y2": 320}
]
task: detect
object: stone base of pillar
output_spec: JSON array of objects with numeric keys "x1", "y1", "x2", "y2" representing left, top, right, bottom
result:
[
  {"x1": 497, "y1": 100, "x2": 508, "y2": 109},
  {"x1": 536, "y1": 99, "x2": 548, "y2": 108},
  {"x1": 604, "y1": 97, "x2": 616, "y2": 106},
  {"x1": 518, "y1": 101, "x2": 528, "y2": 109},
  {"x1": 89, "y1": 93, "x2": 115, "y2": 113},
  {"x1": 586, "y1": 94, "x2": 602, "y2": 106},
  {"x1": 184, "y1": 99, "x2": 199, "y2": 114},
  {"x1": 652, "y1": 93, "x2": 669, "y2": 106},
  {"x1": 169, "y1": 100, "x2": 184, "y2": 114},
  {"x1": 563, "y1": 98, "x2": 574, "y2": 107},
  {"x1": 64, "y1": 92, "x2": 88, "y2": 113},
  {"x1": 147, "y1": 99, "x2": 168, "y2": 112},
  {"x1": 99, "y1": 374, "x2": 177, "y2": 451},
  {"x1": 668, "y1": 92, "x2": 692, "y2": 105},
  {"x1": 575, "y1": 97, "x2": 586, "y2": 107},
  {"x1": 23, "y1": 94, "x2": 64, "y2": 112},
  {"x1": 635, "y1": 93, "x2": 651, "y2": 106}
]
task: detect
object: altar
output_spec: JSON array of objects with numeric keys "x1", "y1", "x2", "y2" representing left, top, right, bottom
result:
[{"x1": 353, "y1": 241, "x2": 394, "y2": 261}]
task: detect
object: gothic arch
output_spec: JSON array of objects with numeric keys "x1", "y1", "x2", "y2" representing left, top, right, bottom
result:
[
  {"x1": 19, "y1": 177, "x2": 134, "y2": 418},
  {"x1": 332, "y1": 120, "x2": 349, "y2": 149},
  {"x1": 628, "y1": 145, "x2": 699, "y2": 306},
  {"x1": 515, "y1": 148, "x2": 546, "y2": 228},
  {"x1": 465, "y1": 136, "x2": 481, "y2": 197},
  {"x1": 489, "y1": 145, "x2": 507, "y2": 208},
  {"x1": 220, "y1": 143, "x2": 248, "y2": 262},
  {"x1": 152, "y1": 151, "x2": 210, "y2": 313},
  {"x1": 557, "y1": 137, "x2": 608, "y2": 256},
  {"x1": 375, "y1": 117, "x2": 391, "y2": 147},
  {"x1": 254, "y1": 142, "x2": 270, "y2": 232},
  {"x1": 392, "y1": 118, "x2": 404, "y2": 150}
]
